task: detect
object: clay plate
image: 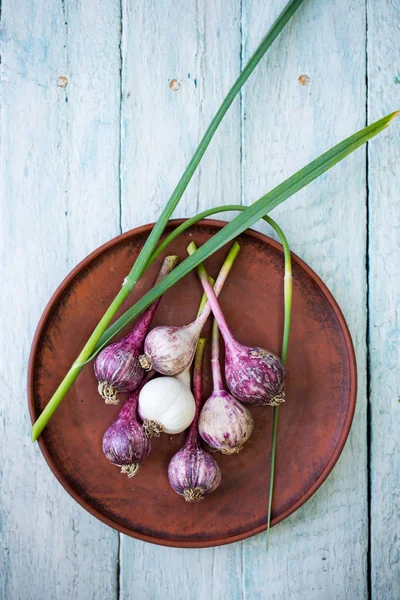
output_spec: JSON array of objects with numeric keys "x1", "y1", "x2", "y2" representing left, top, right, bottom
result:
[{"x1": 28, "y1": 220, "x2": 357, "y2": 548}]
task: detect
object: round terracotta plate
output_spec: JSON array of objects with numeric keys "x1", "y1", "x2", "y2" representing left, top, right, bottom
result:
[{"x1": 28, "y1": 220, "x2": 357, "y2": 548}]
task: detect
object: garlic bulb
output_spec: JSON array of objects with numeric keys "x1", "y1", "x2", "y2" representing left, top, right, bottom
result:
[
  {"x1": 199, "y1": 390, "x2": 254, "y2": 454},
  {"x1": 198, "y1": 318, "x2": 254, "y2": 454},
  {"x1": 94, "y1": 255, "x2": 178, "y2": 404},
  {"x1": 138, "y1": 369, "x2": 196, "y2": 437},
  {"x1": 168, "y1": 339, "x2": 221, "y2": 502},
  {"x1": 102, "y1": 387, "x2": 151, "y2": 477},
  {"x1": 168, "y1": 439, "x2": 221, "y2": 501},
  {"x1": 139, "y1": 242, "x2": 241, "y2": 377},
  {"x1": 188, "y1": 241, "x2": 285, "y2": 406},
  {"x1": 140, "y1": 323, "x2": 200, "y2": 377}
]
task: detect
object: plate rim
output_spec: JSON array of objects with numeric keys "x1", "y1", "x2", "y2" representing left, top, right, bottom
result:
[{"x1": 27, "y1": 218, "x2": 357, "y2": 548}]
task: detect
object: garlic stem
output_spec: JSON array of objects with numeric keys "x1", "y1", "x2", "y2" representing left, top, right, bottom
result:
[
  {"x1": 140, "y1": 246, "x2": 240, "y2": 378},
  {"x1": 175, "y1": 367, "x2": 191, "y2": 387},
  {"x1": 129, "y1": 255, "x2": 179, "y2": 342},
  {"x1": 211, "y1": 319, "x2": 224, "y2": 392},
  {"x1": 265, "y1": 219, "x2": 292, "y2": 551},
  {"x1": 196, "y1": 279, "x2": 214, "y2": 317},
  {"x1": 178, "y1": 339, "x2": 206, "y2": 448},
  {"x1": 192, "y1": 242, "x2": 241, "y2": 334},
  {"x1": 188, "y1": 227, "x2": 292, "y2": 548},
  {"x1": 191, "y1": 338, "x2": 207, "y2": 428},
  {"x1": 187, "y1": 242, "x2": 236, "y2": 345}
]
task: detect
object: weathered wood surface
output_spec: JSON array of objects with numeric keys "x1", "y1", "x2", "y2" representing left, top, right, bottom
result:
[
  {"x1": 0, "y1": 0, "x2": 399, "y2": 599},
  {"x1": 367, "y1": 1, "x2": 400, "y2": 598}
]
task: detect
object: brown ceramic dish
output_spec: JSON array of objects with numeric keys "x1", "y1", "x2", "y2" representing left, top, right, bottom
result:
[{"x1": 28, "y1": 220, "x2": 357, "y2": 548}]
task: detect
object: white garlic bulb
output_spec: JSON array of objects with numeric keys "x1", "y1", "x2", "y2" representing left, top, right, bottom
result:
[{"x1": 138, "y1": 369, "x2": 196, "y2": 437}]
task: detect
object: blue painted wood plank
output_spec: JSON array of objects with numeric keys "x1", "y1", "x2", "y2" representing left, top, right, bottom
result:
[
  {"x1": 241, "y1": 0, "x2": 369, "y2": 597},
  {"x1": 119, "y1": 0, "x2": 243, "y2": 597},
  {"x1": 367, "y1": 1, "x2": 400, "y2": 598},
  {"x1": 0, "y1": 0, "x2": 121, "y2": 597}
]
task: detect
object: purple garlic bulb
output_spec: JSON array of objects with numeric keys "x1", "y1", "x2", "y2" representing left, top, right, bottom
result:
[
  {"x1": 225, "y1": 340, "x2": 285, "y2": 406},
  {"x1": 168, "y1": 338, "x2": 222, "y2": 502},
  {"x1": 187, "y1": 244, "x2": 285, "y2": 407},
  {"x1": 94, "y1": 255, "x2": 178, "y2": 404},
  {"x1": 95, "y1": 338, "x2": 144, "y2": 405},
  {"x1": 102, "y1": 389, "x2": 151, "y2": 477},
  {"x1": 139, "y1": 323, "x2": 201, "y2": 377},
  {"x1": 168, "y1": 436, "x2": 221, "y2": 502},
  {"x1": 199, "y1": 389, "x2": 254, "y2": 455},
  {"x1": 198, "y1": 318, "x2": 254, "y2": 454}
]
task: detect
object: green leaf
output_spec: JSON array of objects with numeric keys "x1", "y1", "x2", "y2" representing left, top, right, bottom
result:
[
  {"x1": 93, "y1": 111, "x2": 399, "y2": 353},
  {"x1": 120, "y1": 0, "x2": 306, "y2": 295},
  {"x1": 31, "y1": 0, "x2": 305, "y2": 442}
]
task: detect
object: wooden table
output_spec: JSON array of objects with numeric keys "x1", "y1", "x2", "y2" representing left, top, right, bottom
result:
[{"x1": 1, "y1": 1, "x2": 399, "y2": 598}]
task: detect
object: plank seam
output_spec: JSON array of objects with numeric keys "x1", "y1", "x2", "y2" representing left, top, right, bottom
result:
[
  {"x1": 62, "y1": 0, "x2": 70, "y2": 261},
  {"x1": 118, "y1": 2, "x2": 123, "y2": 596},
  {"x1": 195, "y1": 0, "x2": 205, "y2": 214},
  {"x1": 116, "y1": 532, "x2": 121, "y2": 600},
  {"x1": 118, "y1": 0, "x2": 123, "y2": 235},
  {"x1": 365, "y1": 1, "x2": 372, "y2": 598},
  {"x1": 239, "y1": 0, "x2": 244, "y2": 210},
  {"x1": 195, "y1": 0, "x2": 201, "y2": 213},
  {"x1": 239, "y1": 2, "x2": 245, "y2": 598}
]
